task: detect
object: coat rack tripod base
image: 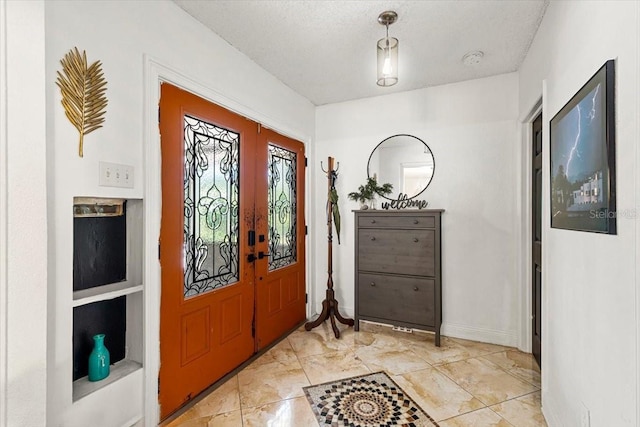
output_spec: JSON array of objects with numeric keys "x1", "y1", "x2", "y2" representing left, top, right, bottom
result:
[
  {"x1": 305, "y1": 288, "x2": 354, "y2": 339},
  {"x1": 305, "y1": 156, "x2": 354, "y2": 339}
]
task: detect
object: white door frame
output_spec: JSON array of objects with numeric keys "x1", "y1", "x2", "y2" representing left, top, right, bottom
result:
[
  {"x1": 143, "y1": 56, "x2": 313, "y2": 425},
  {"x1": 516, "y1": 98, "x2": 542, "y2": 353},
  {"x1": 0, "y1": 1, "x2": 8, "y2": 424}
]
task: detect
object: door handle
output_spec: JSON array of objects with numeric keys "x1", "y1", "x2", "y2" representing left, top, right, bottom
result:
[
  {"x1": 247, "y1": 253, "x2": 257, "y2": 263},
  {"x1": 258, "y1": 251, "x2": 271, "y2": 260}
]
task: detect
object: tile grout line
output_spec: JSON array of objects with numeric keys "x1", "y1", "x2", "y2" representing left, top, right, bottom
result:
[
  {"x1": 477, "y1": 353, "x2": 542, "y2": 388},
  {"x1": 238, "y1": 332, "x2": 307, "y2": 422},
  {"x1": 393, "y1": 339, "x2": 527, "y2": 414},
  {"x1": 386, "y1": 350, "x2": 496, "y2": 422},
  {"x1": 287, "y1": 334, "x2": 315, "y2": 388},
  {"x1": 487, "y1": 390, "x2": 547, "y2": 427},
  {"x1": 431, "y1": 355, "x2": 537, "y2": 411},
  {"x1": 236, "y1": 375, "x2": 246, "y2": 427},
  {"x1": 437, "y1": 406, "x2": 517, "y2": 426},
  {"x1": 431, "y1": 362, "x2": 493, "y2": 408},
  {"x1": 486, "y1": 405, "x2": 518, "y2": 427}
]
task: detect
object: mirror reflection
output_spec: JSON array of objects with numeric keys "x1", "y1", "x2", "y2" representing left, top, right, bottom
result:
[{"x1": 367, "y1": 134, "x2": 435, "y2": 200}]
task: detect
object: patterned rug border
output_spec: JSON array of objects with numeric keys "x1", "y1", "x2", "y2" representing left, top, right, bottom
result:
[{"x1": 303, "y1": 371, "x2": 440, "y2": 427}]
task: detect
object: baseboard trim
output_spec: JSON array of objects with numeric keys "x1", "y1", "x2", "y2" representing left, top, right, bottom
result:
[
  {"x1": 121, "y1": 416, "x2": 143, "y2": 427},
  {"x1": 441, "y1": 322, "x2": 518, "y2": 347},
  {"x1": 342, "y1": 312, "x2": 518, "y2": 348},
  {"x1": 541, "y1": 392, "x2": 562, "y2": 427}
]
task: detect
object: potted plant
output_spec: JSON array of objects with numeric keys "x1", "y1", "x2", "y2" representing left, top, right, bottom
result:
[{"x1": 348, "y1": 176, "x2": 393, "y2": 209}]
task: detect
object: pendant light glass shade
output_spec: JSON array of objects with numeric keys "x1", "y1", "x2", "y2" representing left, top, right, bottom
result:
[
  {"x1": 377, "y1": 36, "x2": 398, "y2": 86},
  {"x1": 376, "y1": 11, "x2": 399, "y2": 87}
]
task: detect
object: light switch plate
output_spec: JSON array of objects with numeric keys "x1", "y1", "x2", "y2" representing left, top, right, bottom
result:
[{"x1": 99, "y1": 161, "x2": 134, "y2": 188}]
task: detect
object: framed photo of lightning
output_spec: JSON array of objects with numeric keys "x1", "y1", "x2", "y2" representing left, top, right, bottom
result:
[{"x1": 550, "y1": 60, "x2": 616, "y2": 234}]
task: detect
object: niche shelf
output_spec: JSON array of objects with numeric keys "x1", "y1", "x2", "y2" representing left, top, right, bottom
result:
[
  {"x1": 72, "y1": 282, "x2": 143, "y2": 307},
  {"x1": 72, "y1": 349, "x2": 143, "y2": 402},
  {"x1": 71, "y1": 197, "x2": 144, "y2": 403}
]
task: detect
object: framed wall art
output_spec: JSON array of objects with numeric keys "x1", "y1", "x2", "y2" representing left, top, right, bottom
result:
[{"x1": 550, "y1": 59, "x2": 616, "y2": 234}]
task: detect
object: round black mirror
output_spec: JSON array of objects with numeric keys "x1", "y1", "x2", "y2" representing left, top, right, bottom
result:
[{"x1": 367, "y1": 134, "x2": 435, "y2": 200}]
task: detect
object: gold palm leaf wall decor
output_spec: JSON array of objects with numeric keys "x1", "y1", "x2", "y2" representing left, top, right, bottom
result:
[{"x1": 56, "y1": 47, "x2": 108, "y2": 157}]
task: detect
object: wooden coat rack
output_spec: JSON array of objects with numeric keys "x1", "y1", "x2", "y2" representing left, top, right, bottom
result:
[{"x1": 305, "y1": 157, "x2": 354, "y2": 338}]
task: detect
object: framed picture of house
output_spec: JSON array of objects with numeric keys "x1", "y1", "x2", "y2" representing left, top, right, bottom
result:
[{"x1": 549, "y1": 59, "x2": 616, "y2": 234}]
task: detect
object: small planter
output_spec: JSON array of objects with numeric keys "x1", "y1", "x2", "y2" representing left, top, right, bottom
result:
[{"x1": 348, "y1": 177, "x2": 392, "y2": 210}]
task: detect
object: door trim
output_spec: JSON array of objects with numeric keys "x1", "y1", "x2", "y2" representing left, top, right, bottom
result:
[
  {"x1": 517, "y1": 98, "x2": 542, "y2": 353},
  {"x1": 143, "y1": 56, "x2": 312, "y2": 426},
  {"x1": 0, "y1": 1, "x2": 8, "y2": 423}
]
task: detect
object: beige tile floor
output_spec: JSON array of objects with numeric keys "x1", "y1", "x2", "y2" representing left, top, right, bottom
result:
[{"x1": 165, "y1": 321, "x2": 547, "y2": 427}]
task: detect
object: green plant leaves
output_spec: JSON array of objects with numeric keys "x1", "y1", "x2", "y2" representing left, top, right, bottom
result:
[{"x1": 348, "y1": 176, "x2": 393, "y2": 203}]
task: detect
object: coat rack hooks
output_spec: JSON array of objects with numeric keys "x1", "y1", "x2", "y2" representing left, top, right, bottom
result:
[{"x1": 320, "y1": 160, "x2": 339, "y2": 174}]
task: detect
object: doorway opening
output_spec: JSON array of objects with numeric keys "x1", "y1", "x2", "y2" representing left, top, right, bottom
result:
[{"x1": 531, "y1": 111, "x2": 542, "y2": 367}]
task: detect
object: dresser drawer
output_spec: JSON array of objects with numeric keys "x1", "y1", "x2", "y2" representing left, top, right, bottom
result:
[
  {"x1": 358, "y1": 229, "x2": 435, "y2": 276},
  {"x1": 358, "y1": 215, "x2": 435, "y2": 229},
  {"x1": 358, "y1": 273, "x2": 435, "y2": 327}
]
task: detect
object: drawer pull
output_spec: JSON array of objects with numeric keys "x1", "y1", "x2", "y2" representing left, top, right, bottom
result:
[
  {"x1": 413, "y1": 219, "x2": 419, "y2": 224},
  {"x1": 370, "y1": 282, "x2": 376, "y2": 287},
  {"x1": 414, "y1": 286, "x2": 419, "y2": 291},
  {"x1": 371, "y1": 236, "x2": 376, "y2": 241},
  {"x1": 413, "y1": 237, "x2": 419, "y2": 243},
  {"x1": 371, "y1": 220, "x2": 376, "y2": 224}
]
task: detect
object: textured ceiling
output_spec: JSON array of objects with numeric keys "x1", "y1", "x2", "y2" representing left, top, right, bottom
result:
[{"x1": 174, "y1": 0, "x2": 548, "y2": 106}]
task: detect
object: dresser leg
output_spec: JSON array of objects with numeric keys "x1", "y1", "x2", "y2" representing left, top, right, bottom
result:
[{"x1": 435, "y1": 330, "x2": 441, "y2": 347}]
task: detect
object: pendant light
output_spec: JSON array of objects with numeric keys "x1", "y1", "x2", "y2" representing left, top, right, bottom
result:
[{"x1": 377, "y1": 11, "x2": 398, "y2": 87}]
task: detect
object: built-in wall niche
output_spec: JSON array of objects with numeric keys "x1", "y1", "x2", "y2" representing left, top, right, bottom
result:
[
  {"x1": 71, "y1": 197, "x2": 143, "y2": 402},
  {"x1": 73, "y1": 297, "x2": 126, "y2": 381}
]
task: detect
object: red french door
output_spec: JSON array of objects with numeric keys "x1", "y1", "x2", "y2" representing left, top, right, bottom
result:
[
  {"x1": 158, "y1": 83, "x2": 306, "y2": 418},
  {"x1": 254, "y1": 128, "x2": 306, "y2": 350}
]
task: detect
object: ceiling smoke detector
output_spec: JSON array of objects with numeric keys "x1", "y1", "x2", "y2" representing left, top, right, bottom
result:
[{"x1": 462, "y1": 51, "x2": 484, "y2": 66}]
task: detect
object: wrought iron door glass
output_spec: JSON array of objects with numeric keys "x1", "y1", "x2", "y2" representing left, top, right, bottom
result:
[
  {"x1": 268, "y1": 144, "x2": 297, "y2": 271},
  {"x1": 183, "y1": 115, "x2": 240, "y2": 297}
]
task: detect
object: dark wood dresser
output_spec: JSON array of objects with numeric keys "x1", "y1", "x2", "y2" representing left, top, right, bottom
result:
[{"x1": 354, "y1": 210, "x2": 444, "y2": 346}]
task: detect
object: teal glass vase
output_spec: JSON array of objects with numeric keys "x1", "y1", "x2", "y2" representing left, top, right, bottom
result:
[{"x1": 88, "y1": 333, "x2": 110, "y2": 381}]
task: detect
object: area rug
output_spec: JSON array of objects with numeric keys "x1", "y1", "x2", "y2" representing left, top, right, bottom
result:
[{"x1": 303, "y1": 371, "x2": 440, "y2": 427}]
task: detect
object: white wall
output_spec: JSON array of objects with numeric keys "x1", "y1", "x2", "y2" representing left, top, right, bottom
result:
[
  {"x1": 0, "y1": 2, "x2": 7, "y2": 424},
  {"x1": 315, "y1": 73, "x2": 520, "y2": 346},
  {"x1": 2, "y1": 1, "x2": 48, "y2": 426},
  {"x1": 41, "y1": 1, "x2": 315, "y2": 426},
  {"x1": 518, "y1": 1, "x2": 639, "y2": 426}
]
